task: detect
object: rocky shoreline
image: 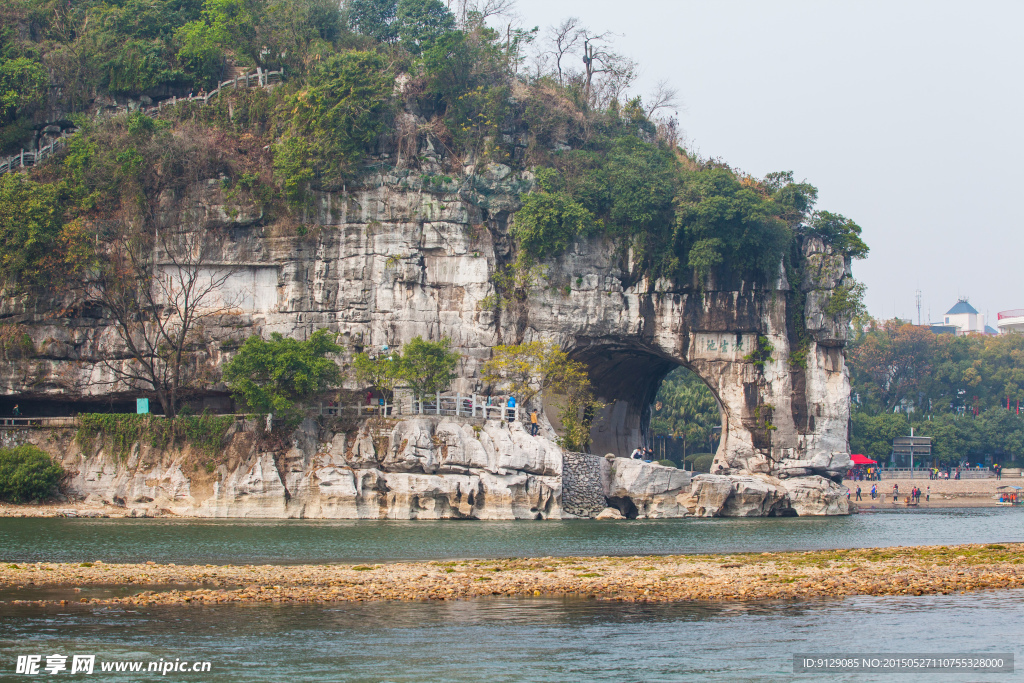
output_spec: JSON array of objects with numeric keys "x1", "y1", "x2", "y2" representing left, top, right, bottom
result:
[{"x1": 2, "y1": 543, "x2": 1022, "y2": 606}]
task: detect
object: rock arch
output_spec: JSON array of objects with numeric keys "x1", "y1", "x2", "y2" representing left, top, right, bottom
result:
[{"x1": 536, "y1": 241, "x2": 853, "y2": 481}]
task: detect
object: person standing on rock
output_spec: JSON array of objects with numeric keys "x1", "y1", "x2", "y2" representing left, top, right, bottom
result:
[
  {"x1": 871, "y1": 484, "x2": 877, "y2": 500},
  {"x1": 892, "y1": 483, "x2": 899, "y2": 503},
  {"x1": 856, "y1": 486, "x2": 862, "y2": 501},
  {"x1": 530, "y1": 409, "x2": 539, "y2": 436},
  {"x1": 926, "y1": 486, "x2": 930, "y2": 502}
]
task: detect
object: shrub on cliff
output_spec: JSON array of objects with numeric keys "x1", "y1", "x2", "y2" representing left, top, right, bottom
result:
[
  {"x1": 0, "y1": 445, "x2": 63, "y2": 503},
  {"x1": 275, "y1": 50, "x2": 394, "y2": 201},
  {"x1": 686, "y1": 454, "x2": 715, "y2": 474}
]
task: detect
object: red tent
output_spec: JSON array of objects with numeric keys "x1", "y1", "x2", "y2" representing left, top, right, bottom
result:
[{"x1": 851, "y1": 454, "x2": 877, "y2": 465}]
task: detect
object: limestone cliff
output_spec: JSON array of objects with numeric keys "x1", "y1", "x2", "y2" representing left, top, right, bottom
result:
[{"x1": 0, "y1": 164, "x2": 855, "y2": 479}]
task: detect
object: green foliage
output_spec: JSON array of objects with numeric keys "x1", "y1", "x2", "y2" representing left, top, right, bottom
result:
[
  {"x1": 223, "y1": 328, "x2": 343, "y2": 424},
  {"x1": 0, "y1": 445, "x2": 63, "y2": 502},
  {"x1": 353, "y1": 349, "x2": 403, "y2": 401},
  {"x1": 512, "y1": 189, "x2": 596, "y2": 256},
  {"x1": 824, "y1": 279, "x2": 866, "y2": 319},
  {"x1": 150, "y1": 412, "x2": 235, "y2": 455},
  {"x1": 346, "y1": 0, "x2": 399, "y2": 43},
  {"x1": 76, "y1": 413, "x2": 149, "y2": 459},
  {"x1": 744, "y1": 335, "x2": 775, "y2": 369},
  {"x1": 808, "y1": 210, "x2": 869, "y2": 259},
  {"x1": 676, "y1": 167, "x2": 792, "y2": 282},
  {"x1": 275, "y1": 50, "x2": 393, "y2": 201},
  {"x1": 0, "y1": 56, "x2": 48, "y2": 119},
  {"x1": 0, "y1": 174, "x2": 76, "y2": 291},
  {"x1": 481, "y1": 341, "x2": 567, "y2": 406},
  {"x1": 686, "y1": 453, "x2": 715, "y2": 473},
  {"x1": 396, "y1": 0, "x2": 455, "y2": 55},
  {"x1": 400, "y1": 336, "x2": 460, "y2": 399},
  {"x1": 849, "y1": 319, "x2": 1024, "y2": 465},
  {"x1": 480, "y1": 341, "x2": 601, "y2": 450},
  {"x1": 651, "y1": 367, "x2": 721, "y2": 458},
  {"x1": 76, "y1": 412, "x2": 233, "y2": 459}
]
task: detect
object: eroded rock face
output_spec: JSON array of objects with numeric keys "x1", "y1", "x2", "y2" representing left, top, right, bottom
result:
[
  {"x1": 1, "y1": 166, "x2": 855, "y2": 484},
  {"x1": 7, "y1": 418, "x2": 564, "y2": 519},
  {"x1": 678, "y1": 472, "x2": 848, "y2": 517},
  {"x1": 606, "y1": 458, "x2": 692, "y2": 518}
]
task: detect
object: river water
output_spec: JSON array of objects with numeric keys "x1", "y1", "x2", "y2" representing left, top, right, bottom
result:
[
  {"x1": 3, "y1": 509, "x2": 1023, "y2": 681},
  {"x1": 1, "y1": 507, "x2": 1022, "y2": 564},
  {"x1": 2, "y1": 592, "x2": 1022, "y2": 682}
]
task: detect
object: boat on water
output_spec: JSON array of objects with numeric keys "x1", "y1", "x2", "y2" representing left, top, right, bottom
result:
[{"x1": 996, "y1": 486, "x2": 1024, "y2": 506}]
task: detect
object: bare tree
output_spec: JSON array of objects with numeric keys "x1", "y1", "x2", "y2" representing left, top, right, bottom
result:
[
  {"x1": 645, "y1": 79, "x2": 679, "y2": 118},
  {"x1": 84, "y1": 223, "x2": 240, "y2": 418},
  {"x1": 451, "y1": 0, "x2": 517, "y2": 28},
  {"x1": 545, "y1": 17, "x2": 583, "y2": 86},
  {"x1": 579, "y1": 30, "x2": 635, "y2": 107}
]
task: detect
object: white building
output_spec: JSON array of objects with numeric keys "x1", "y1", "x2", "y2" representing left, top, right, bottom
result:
[
  {"x1": 941, "y1": 299, "x2": 986, "y2": 335},
  {"x1": 997, "y1": 308, "x2": 1024, "y2": 334}
]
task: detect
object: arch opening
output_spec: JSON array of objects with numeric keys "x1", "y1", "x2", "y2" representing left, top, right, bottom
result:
[
  {"x1": 650, "y1": 366, "x2": 724, "y2": 472},
  {"x1": 554, "y1": 344, "x2": 725, "y2": 462}
]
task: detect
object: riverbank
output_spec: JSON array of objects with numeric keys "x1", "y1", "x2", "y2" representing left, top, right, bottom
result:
[
  {"x1": 3, "y1": 543, "x2": 1022, "y2": 606},
  {"x1": 847, "y1": 477, "x2": 1015, "y2": 508}
]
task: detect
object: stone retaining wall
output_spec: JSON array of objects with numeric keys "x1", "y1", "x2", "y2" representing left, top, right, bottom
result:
[{"x1": 561, "y1": 452, "x2": 607, "y2": 518}]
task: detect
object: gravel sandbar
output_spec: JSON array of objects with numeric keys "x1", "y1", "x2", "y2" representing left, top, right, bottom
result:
[{"x1": 2, "y1": 543, "x2": 1023, "y2": 606}]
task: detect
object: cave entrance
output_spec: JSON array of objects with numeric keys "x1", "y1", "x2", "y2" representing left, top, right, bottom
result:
[{"x1": 547, "y1": 344, "x2": 725, "y2": 463}]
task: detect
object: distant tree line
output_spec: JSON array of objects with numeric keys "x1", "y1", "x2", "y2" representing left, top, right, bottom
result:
[{"x1": 848, "y1": 319, "x2": 1024, "y2": 467}]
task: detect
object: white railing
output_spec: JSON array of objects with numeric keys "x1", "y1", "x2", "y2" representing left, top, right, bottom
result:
[
  {"x1": 319, "y1": 392, "x2": 519, "y2": 421},
  {"x1": 412, "y1": 392, "x2": 518, "y2": 421},
  {"x1": 0, "y1": 416, "x2": 78, "y2": 428},
  {"x1": 0, "y1": 68, "x2": 284, "y2": 176},
  {"x1": 0, "y1": 134, "x2": 72, "y2": 175},
  {"x1": 138, "y1": 67, "x2": 284, "y2": 116},
  {"x1": 319, "y1": 403, "x2": 395, "y2": 417}
]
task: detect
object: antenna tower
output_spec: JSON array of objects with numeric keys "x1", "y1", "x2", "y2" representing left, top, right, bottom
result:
[{"x1": 915, "y1": 290, "x2": 922, "y2": 326}]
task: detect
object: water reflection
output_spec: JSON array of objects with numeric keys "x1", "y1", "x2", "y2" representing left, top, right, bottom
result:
[
  {"x1": 1, "y1": 507, "x2": 1022, "y2": 565},
  {"x1": 3, "y1": 592, "x2": 1022, "y2": 682}
]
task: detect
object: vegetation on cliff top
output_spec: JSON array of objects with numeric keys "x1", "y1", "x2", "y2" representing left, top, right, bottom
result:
[{"x1": 1, "y1": 0, "x2": 867, "y2": 295}]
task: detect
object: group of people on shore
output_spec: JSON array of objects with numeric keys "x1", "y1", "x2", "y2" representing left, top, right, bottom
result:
[
  {"x1": 630, "y1": 447, "x2": 656, "y2": 461},
  {"x1": 848, "y1": 467, "x2": 879, "y2": 481},
  {"x1": 854, "y1": 483, "x2": 930, "y2": 504}
]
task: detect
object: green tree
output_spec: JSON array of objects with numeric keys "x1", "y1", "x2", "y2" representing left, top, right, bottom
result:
[
  {"x1": 399, "y1": 336, "x2": 460, "y2": 399},
  {"x1": 224, "y1": 329, "x2": 343, "y2": 424},
  {"x1": 0, "y1": 445, "x2": 63, "y2": 503},
  {"x1": 849, "y1": 411, "x2": 909, "y2": 464},
  {"x1": 676, "y1": 166, "x2": 792, "y2": 282},
  {"x1": 807, "y1": 210, "x2": 869, "y2": 259},
  {"x1": 651, "y1": 367, "x2": 721, "y2": 460},
  {"x1": 481, "y1": 341, "x2": 602, "y2": 449},
  {"x1": 353, "y1": 349, "x2": 403, "y2": 407},
  {"x1": 0, "y1": 56, "x2": 48, "y2": 122},
  {"x1": 345, "y1": 0, "x2": 398, "y2": 43},
  {"x1": 396, "y1": 0, "x2": 454, "y2": 55},
  {"x1": 850, "y1": 319, "x2": 935, "y2": 412},
  {"x1": 481, "y1": 341, "x2": 566, "y2": 405}
]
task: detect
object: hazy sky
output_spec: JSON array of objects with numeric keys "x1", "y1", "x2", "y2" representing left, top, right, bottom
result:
[{"x1": 512, "y1": 0, "x2": 1023, "y2": 324}]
